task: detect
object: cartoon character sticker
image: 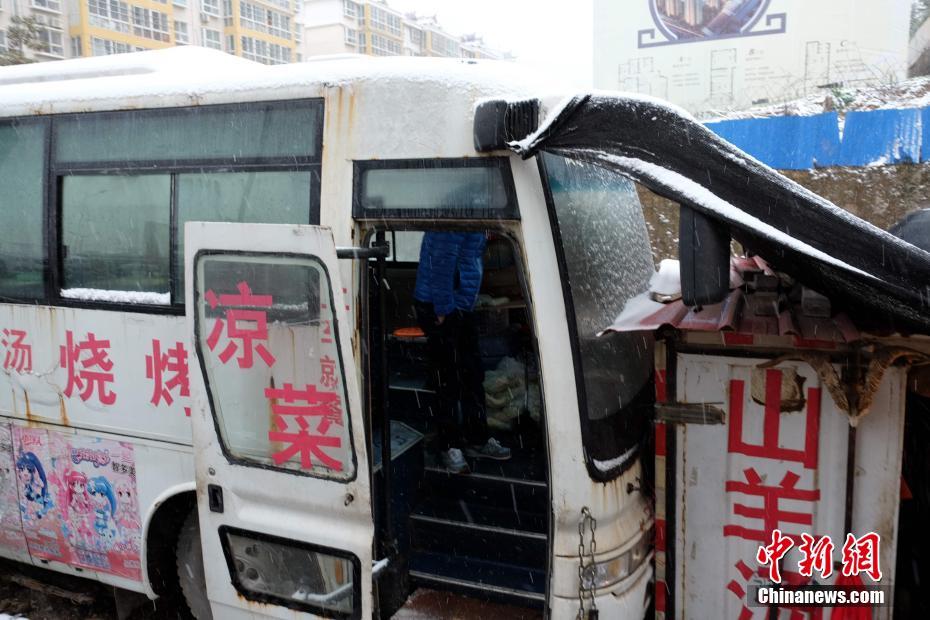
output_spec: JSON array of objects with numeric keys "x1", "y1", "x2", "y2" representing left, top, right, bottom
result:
[
  {"x1": 11, "y1": 426, "x2": 69, "y2": 564},
  {"x1": 0, "y1": 421, "x2": 28, "y2": 559},
  {"x1": 51, "y1": 433, "x2": 142, "y2": 580}
]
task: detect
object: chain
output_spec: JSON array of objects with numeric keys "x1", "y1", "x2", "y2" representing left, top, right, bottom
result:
[{"x1": 576, "y1": 507, "x2": 599, "y2": 620}]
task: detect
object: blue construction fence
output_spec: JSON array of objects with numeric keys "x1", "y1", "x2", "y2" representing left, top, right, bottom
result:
[{"x1": 704, "y1": 107, "x2": 930, "y2": 169}]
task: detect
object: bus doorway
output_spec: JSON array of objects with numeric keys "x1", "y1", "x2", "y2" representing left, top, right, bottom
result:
[{"x1": 365, "y1": 227, "x2": 549, "y2": 614}]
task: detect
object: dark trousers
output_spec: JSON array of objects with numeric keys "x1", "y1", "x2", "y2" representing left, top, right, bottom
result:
[{"x1": 414, "y1": 301, "x2": 488, "y2": 450}]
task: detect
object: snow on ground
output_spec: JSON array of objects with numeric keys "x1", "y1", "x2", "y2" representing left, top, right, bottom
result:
[{"x1": 703, "y1": 75, "x2": 930, "y2": 121}]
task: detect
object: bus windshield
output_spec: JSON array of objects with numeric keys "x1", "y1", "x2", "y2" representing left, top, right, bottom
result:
[{"x1": 542, "y1": 153, "x2": 655, "y2": 479}]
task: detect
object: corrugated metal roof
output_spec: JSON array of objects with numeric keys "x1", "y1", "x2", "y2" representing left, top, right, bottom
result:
[{"x1": 607, "y1": 256, "x2": 862, "y2": 349}]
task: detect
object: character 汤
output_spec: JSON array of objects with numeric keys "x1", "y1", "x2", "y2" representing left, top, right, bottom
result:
[{"x1": 15, "y1": 451, "x2": 52, "y2": 520}]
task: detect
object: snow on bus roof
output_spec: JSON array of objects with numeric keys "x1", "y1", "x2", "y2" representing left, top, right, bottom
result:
[{"x1": 0, "y1": 47, "x2": 556, "y2": 118}]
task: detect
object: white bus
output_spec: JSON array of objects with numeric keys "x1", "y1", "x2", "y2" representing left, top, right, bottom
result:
[
  {"x1": 4, "y1": 41, "x2": 927, "y2": 620},
  {"x1": 0, "y1": 46, "x2": 656, "y2": 619}
]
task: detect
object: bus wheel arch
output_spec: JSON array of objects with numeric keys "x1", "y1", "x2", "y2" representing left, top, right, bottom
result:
[{"x1": 142, "y1": 485, "x2": 196, "y2": 604}]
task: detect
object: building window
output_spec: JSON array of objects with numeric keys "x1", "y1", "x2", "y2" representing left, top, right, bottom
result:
[
  {"x1": 239, "y1": 2, "x2": 290, "y2": 40},
  {"x1": 368, "y1": 6, "x2": 401, "y2": 37},
  {"x1": 70, "y1": 35, "x2": 82, "y2": 56},
  {"x1": 202, "y1": 28, "x2": 222, "y2": 49},
  {"x1": 344, "y1": 27, "x2": 356, "y2": 46},
  {"x1": 202, "y1": 0, "x2": 220, "y2": 17},
  {"x1": 0, "y1": 31, "x2": 7, "y2": 54},
  {"x1": 31, "y1": 0, "x2": 62, "y2": 12},
  {"x1": 173, "y1": 0, "x2": 187, "y2": 6},
  {"x1": 429, "y1": 31, "x2": 459, "y2": 57},
  {"x1": 36, "y1": 27, "x2": 64, "y2": 56},
  {"x1": 343, "y1": 0, "x2": 357, "y2": 19},
  {"x1": 88, "y1": 0, "x2": 131, "y2": 34},
  {"x1": 91, "y1": 36, "x2": 133, "y2": 56},
  {"x1": 132, "y1": 7, "x2": 170, "y2": 42},
  {"x1": 406, "y1": 26, "x2": 422, "y2": 46},
  {"x1": 226, "y1": 34, "x2": 234, "y2": 52},
  {"x1": 174, "y1": 20, "x2": 189, "y2": 44},
  {"x1": 370, "y1": 33, "x2": 401, "y2": 56},
  {"x1": 240, "y1": 35, "x2": 290, "y2": 64}
]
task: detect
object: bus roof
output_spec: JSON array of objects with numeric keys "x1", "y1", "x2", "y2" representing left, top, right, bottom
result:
[{"x1": 0, "y1": 47, "x2": 556, "y2": 119}]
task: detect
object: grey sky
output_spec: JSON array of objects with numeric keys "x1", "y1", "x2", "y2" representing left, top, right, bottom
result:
[{"x1": 387, "y1": 0, "x2": 595, "y2": 87}]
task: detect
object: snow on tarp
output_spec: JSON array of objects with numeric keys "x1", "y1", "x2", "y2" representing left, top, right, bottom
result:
[{"x1": 510, "y1": 93, "x2": 930, "y2": 333}]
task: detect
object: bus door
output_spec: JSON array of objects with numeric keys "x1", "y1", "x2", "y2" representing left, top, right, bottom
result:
[{"x1": 185, "y1": 222, "x2": 373, "y2": 619}]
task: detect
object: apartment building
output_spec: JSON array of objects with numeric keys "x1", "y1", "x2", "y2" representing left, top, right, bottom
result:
[
  {"x1": 0, "y1": 0, "x2": 300, "y2": 64},
  {"x1": 298, "y1": 0, "x2": 503, "y2": 60}
]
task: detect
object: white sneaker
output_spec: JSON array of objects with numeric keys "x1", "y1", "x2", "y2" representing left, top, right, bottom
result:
[
  {"x1": 442, "y1": 448, "x2": 470, "y2": 473},
  {"x1": 466, "y1": 438, "x2": 512, "y2": 461}
]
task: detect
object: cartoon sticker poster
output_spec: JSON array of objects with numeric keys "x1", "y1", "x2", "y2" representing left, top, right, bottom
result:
[
  {"x1": 50, "y1": 432, "x2": 142, "y2": 581},
  {"x1": 11, "y1": 426, "x2": 69, "y2": 565},
  {"x1": 0, "y1": 421, "x2": 28, "y2": 559}
]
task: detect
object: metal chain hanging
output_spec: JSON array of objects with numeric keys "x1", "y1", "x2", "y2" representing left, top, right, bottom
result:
[{"x1": 576, "y1": 506, "x2": 599, "y2": 620}]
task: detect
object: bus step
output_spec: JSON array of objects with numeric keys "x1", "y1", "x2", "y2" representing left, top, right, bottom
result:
[
  {"x1": 409, "y1": 551, "x2": 545, "y2": 609},
  {"x1": 420, "y1": 466, "x2": 549, "y2": 514}
]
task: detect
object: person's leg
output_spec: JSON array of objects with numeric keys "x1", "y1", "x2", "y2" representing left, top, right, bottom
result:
[
  {"x1": 456, "y1": 310, "x2": 489, "y2": 447},
  {"x1": 414, "y1": 301, "x2": 461, "y2": 452}
]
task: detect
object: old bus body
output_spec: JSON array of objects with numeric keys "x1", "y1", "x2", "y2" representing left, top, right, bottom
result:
[{"x1": 0, "y1": 48, "x2": 655, "y2": 618}]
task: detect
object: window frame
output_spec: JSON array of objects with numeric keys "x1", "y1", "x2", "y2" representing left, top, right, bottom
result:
[
  {"x1": 218, "y1": 525, "x2": 361, "y2": 618},
  {"x1": 352, "y1": 157, "x2": 519, "y2": 221},
  {"x1": 193, "y1": 249, "x2": 359, "y2": 483},
  {"x1": 0, "y1": 99, "x2": 323, "y2": 314},
  {"x1": 536, "y1": 154, "x2": 654, "y2": 483},
  {"x1": 0, "y1": 116, "x2": 52, "y2": 306}
]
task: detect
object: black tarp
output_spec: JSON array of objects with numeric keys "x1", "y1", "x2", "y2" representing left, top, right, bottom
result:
[{"x1": 511, "y1": 94, "x2": 930, "y2": 333}]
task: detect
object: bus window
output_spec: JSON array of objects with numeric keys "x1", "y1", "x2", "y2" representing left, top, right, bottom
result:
[
  {"x1": 541, "y1": 153, "x2": 655, "y2": 480},
  {"x1": 49, "y1": 100, "x2": 323, "y2": 308},
  {"x1": 195, "y1": 253, "x2": 355, "y2": 480},
  {"x1": 173, "y1": 170, "x2": 315, "y2": 297},
  {"x1": 354, "y1": 158, "x2": 518, "y2": 220},
  {"x1": 61, "y1": 174, "x2": 171, "y2": 303},
  {"x1": 0, "y1": 120, "x2": 46, "y2": 300},
  {"x1": 54, "y1": 101, "x2": 322, "y2": 164}
]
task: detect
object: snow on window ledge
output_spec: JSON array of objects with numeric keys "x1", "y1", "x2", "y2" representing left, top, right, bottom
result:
[{"x1": 61, "y1": 288, "x2": 170, "y2": 305}]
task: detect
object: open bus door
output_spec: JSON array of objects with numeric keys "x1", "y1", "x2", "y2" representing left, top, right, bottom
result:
[{"x1": 185, "y1": 222, "x2": 373, "y2": 619}]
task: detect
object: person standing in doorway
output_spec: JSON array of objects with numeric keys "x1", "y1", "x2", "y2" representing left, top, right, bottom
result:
[{"x1": 414, "y1": 231, "x2": 511, "y2": 473}]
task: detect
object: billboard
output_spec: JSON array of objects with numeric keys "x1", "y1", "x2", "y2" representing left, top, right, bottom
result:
[{"x1": 594, "y1": 0, "x2": 912, "y2": 116}]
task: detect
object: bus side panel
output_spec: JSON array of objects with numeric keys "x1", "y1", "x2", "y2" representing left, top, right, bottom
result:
[{"x1": 0, "y1": 305, "x2": 192, "y2": 444}]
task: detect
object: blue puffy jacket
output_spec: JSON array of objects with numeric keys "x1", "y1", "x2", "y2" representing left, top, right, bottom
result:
[{"x1": 414, "y1": 232, "x2": 487, "y2": 316}]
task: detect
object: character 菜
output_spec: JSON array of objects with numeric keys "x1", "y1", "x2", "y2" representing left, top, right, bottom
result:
[{"x1": 15, "y1": 451, "x2": 52, "y2": 521}]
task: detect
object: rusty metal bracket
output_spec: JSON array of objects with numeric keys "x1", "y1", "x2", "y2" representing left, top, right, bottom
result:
[{"x1": 655, "y1": 402, "x2": 725, "y2": 425}]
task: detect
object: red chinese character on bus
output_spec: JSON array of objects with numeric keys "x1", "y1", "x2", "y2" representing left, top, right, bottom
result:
[
  {"x1": 1, "y1": 328, "x2": 32, "y2": 373},
  {"x1": 59, "y1": 330, "x2": 116, "y2": 405},
  {"x1": 723, "y1": 468, "x2": 820, "y2": 543},
  {"x1": 728, "y1": 374, "x2": 821, "y2": 469},
  {"x1": 841, "y1": 532, "x2": 882, "y2": 582},
  {"x1": 204, "y1": 282, "x2": 276, "y2": 369},
  {"x1": 264, "y1": 383, "x2": 343, "y2": 471},
  {"x1": 798, "y1": 533, "x2": 834, "y2": 579},
  {"x1": 145, "y1": 340, "x2": 190, "y2": 415},
  {"x1": 756, "y1": 528, "x2": 794, "y2": 583},
  {"x1": 320, "y1": 355, "x2": 338, "y2": 390}
]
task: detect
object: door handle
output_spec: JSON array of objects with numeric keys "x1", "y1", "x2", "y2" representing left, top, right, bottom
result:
[{"x1": 208, "y1": 484, "x2": 224, "y2": 513}]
